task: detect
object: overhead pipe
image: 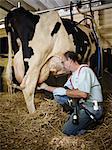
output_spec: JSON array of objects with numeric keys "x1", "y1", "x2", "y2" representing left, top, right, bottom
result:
[
  {"x1": 0, "y1": 5, "x2": 10, "y2": 12},
  {"x1": 0, "y1": 2, "x2": 112, "y2": 23},
  {"x1": 59, "y1": 2, "x2": 112, "y2": 17},
  {"x1": 17, "y1": 1, "x2": 21, "y2": 8},
  {"x1": 34, "y1": 0, "x2": 101, "y2": 14},
  {"x1": 34, "y1": 1, "x2": 112, "y2": 17}
]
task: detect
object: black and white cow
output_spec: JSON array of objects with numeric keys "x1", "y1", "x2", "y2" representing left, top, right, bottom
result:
[{"x1": 5, "y1": 7, "x2": 96, "y2": 113}]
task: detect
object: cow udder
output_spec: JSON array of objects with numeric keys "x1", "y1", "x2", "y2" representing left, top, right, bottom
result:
[{"x1": 38, "y1": 56, "x2": 68, "y2": 83}]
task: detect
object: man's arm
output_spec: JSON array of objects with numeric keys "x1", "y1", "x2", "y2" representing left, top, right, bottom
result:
[
  {"x1": 37, "y1": 83, "x2": 88, "y2": 100},
  {"x1": 66, "y1": 89, "x2": 88, "y2": 99}
]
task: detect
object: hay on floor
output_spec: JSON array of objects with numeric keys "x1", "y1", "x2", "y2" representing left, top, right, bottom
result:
[{"x1": 0, "y1": 91, "x2": 112, "y2": 150}]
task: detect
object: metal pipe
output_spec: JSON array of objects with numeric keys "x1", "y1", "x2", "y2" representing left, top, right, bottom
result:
[
  {"x1": 34, "y1": 0, "x2": 100, "y2": 14},
  {"x1": 60, "y1": 2, "x2": 112, "y2": 17},
  {"x1": 17, "y1": 2, "x2": 21, "y2": 8},
  {"x1": 0, "y1": 5, "x2": 10, "y2": 12},
  {"x1": 0, "y1": 2, "x2": 112, "y2": 24}
]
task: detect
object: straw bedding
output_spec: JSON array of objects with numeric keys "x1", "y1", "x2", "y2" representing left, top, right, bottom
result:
[{"x1": 0, "y1": 89, "x2": 112, "y2": 150}]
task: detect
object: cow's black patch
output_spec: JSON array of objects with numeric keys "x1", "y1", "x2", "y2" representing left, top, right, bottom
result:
[
  {"x1": 85, "y1": 48, "x2": 91, "y2": 63},
  {"x1": 62, "y1": 18, "x2": 91, "y2": 62},
  {"x1": 12, "y1": 67, "x2": 19, "y2": 85},
  {"x1": 5, "y1": 7, "x2": 40, "y2": 73},
  {"x1": 10, "y1": 29, "x2": 19, "y2": 55},
  {"x1": 51, "y1": 22, "x2": 61, "y2": 36},
  {"x1": 89, "y1": 32, "x2": 95, "y2": 43},
  {"x1": 23, "y1": 47, "x2": 34, "y2": 74},
  {"x1": 28, "y1": 47, "x2": 34, "y2": 56},
  {"x1": 24, "y1": 61, "x2": 29, "y2": 74},
  {"x1": 24, "y1": 47, "x2": 34, "y2": 74}
]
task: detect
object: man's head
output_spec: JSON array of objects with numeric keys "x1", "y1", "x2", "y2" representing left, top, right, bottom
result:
[
  {"x1": 64, "y1": 51, "x2": 80, "y2": 63},
  {"x1": 62, "y1": 51, "x2": 81, "y2": 72}
]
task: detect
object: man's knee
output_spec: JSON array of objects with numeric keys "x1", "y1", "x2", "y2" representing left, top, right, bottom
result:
[
  {"x1": 62, "y1": 115, "x2": 78, "y2": 136},
  {"x1": 53, "y1": 95, "x2": 68, "y2": 105},
  {"x1": 53, "y1": 95, "x2": 62, "y2": 104},
  {"x1": 62, "y1": 124, "x2": 78, "y2": 136}
]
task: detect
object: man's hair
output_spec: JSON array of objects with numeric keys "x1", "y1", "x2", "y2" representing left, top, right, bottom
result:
[{"x1": 64, "y1": 51, "x2": 80, "y2": 63}]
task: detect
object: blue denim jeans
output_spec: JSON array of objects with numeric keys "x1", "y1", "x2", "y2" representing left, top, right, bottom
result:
[
  {"x1": 54, "y1": 95, "x2": 69, "y2": 105},
  {"x1": 54, "y1": 95, "x2": 103, "y2": 136}
]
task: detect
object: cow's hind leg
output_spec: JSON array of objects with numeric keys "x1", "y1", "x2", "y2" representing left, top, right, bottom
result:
[
  {"x1": 21, "y1": 66, "x2": 42, "y2": 113},
  {"x1": 22, "y1": 87, "x2": 35, "y2": 113}
]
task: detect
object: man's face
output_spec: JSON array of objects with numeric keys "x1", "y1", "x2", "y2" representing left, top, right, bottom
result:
[{"x1": 61, "y1": 57, "x2": 72, "y2": 72}]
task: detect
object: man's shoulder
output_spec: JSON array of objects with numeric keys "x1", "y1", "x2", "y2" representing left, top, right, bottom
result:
[{"x1": 79, "y1": 65, "x2": 91, "y2": 73}]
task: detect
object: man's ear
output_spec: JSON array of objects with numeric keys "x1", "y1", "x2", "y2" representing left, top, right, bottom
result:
[
  {"x1": 68, "y1": 58, "x2": 73, "y2": 64},
  {"x1": 68, "y1": 58, "x2": 71, "y2": 61}
]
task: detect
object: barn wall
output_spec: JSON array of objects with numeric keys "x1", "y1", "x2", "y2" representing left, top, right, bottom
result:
[
  {"x1": 0, "y1": 28, "x2": 8, "y2": 92},
  {"x1": 0, "y1": 56, "x2": 8, "y2": 92},
  {"x1": 0, "y1": 28, "x2": 7, "y2": 38},
  {"x1": 98, "y1": 8, "x2": 112, "y2": 49},
  {"x1": 0, "y1": 8, "x2": 7, "y2": 21}
]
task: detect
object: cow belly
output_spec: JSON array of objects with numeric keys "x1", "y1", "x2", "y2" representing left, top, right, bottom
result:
[{"x1": 13, "y1": 50, "x2": 25, "y2": 83}]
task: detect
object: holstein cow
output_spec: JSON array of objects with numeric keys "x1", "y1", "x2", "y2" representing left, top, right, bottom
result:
[{"x1": 5, "y1": 7, "x2": 96, "y2": 113}]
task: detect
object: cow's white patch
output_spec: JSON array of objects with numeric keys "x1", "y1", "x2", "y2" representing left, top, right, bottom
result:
[{"x1": 13, "y1": 39, "x2": 25, "y2": 83}]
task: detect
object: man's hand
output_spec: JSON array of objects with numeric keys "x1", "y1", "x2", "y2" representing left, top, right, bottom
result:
[
  {"x1": 37, "y1": 83, "x2": 48, "y2": 90},
  {"x1": 53, "y1": 87, "x2": 67, "y2": 96}
]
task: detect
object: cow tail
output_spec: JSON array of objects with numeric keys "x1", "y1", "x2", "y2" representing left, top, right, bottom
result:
[{"x1": 5, "y1": 32, "x2": 13, "y2": 94}]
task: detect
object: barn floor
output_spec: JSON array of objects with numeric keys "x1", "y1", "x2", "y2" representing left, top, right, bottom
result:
[{"x1": 0, "y1": 71, "x2": 112, "y2": 150}]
